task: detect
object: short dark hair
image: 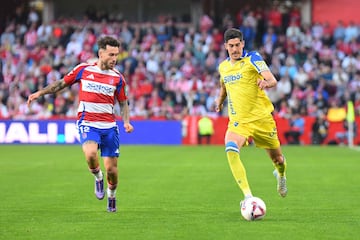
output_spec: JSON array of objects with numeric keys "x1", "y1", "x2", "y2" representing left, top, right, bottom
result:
[
  {"x1": 224, "y1": 28, "x2": 243, "y2": 43},
  {"x1": 97, "y1": 36, "x2": 120, "y2": 49}
]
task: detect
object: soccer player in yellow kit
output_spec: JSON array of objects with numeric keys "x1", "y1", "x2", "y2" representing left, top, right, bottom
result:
[{"x1": 215, "y1": 28, "x2": 287, "y2": 204}]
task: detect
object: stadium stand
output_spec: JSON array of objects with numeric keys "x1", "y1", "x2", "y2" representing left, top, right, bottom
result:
[{"x1": 0, "y1": 1, "x2": 359, "y2": 145}]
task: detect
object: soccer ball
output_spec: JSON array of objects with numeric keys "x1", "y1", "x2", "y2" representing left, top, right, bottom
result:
[{"x1": 240, "y1": 196, "x2": 266, "y2": 221}]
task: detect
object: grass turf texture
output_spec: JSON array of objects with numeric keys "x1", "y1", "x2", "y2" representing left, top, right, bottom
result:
[{"x1": 0, "y1": 145, "x2": 359, "y2": 240}]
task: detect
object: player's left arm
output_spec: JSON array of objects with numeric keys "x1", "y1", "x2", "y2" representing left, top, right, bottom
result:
[
  {"x1": 116, "y1": 78, "x2": 134, "y2": 133},
  {"x1": 118, "y1": 100, "x2": 133, "y2": 133},
  {"x1": 258, "y1": 70, "x2": 277, "y2": 90},
  {"x1": 249, "y1": 52, "x2": 278, "y2": 90}
]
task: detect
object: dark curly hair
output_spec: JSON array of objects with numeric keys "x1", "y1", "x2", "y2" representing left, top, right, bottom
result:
[{"x1": 97, "y1": 36, "x2": 120, "y2": 49}]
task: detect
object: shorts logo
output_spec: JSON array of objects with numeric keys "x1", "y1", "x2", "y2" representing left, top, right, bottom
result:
[
  {"x1": 269, "y1": 128, "x2": 277, "y2": 138},
  {"x1": 82, "y1": 132, "x2": 87, "y2": 139}
]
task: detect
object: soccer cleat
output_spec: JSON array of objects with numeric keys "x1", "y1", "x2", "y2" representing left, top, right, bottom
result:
[
  {"x1": 107, "y1": 197, "x2": 116, "y2": 212},
  {"x1": 273, "y1": 170, "x2": 287, "y2": 197},
  {"x1": 95, "y1": 178, "x2": 105, "y2": 200}
]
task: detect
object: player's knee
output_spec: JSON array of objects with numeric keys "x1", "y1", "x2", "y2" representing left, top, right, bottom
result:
[
  {"x1": 225, "y1": 141, "x2": 239, "y2": 153},
  {"x1": 274, "y1": 155, "x2": 285, "y2": 164},
  {"x1": 105, "y1": 165, "x2": 117, "y2": 176},
  {"x1": 85, "y1": 150, "x2": 98, "y2": 161}
]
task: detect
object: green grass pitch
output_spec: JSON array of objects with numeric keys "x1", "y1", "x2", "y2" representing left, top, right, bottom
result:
[{"x1": 0, "y1": 145, "x2": 359, "y2": 240}]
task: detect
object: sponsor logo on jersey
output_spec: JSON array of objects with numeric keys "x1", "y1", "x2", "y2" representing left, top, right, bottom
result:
[
  {"x1": 224, "y1": 73, "x2": 242, "y2": 84},
  {"x1": 82, "y1": 80, "x2": 115, "y2": 95}
]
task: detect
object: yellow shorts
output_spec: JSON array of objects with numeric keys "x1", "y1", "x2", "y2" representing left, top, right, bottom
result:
[{"x1": 228, "y1": 115, "x2": 280, "y2": 149}]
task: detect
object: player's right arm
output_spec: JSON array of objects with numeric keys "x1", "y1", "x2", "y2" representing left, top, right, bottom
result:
[
  {"x1": 215, "y1": 81, "x2": 227, "y2": 112},
  {"x1": 27, "y1": 79, "x2": 68, "y2": 107}
]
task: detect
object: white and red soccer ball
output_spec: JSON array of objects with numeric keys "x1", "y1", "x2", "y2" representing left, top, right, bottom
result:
[{"x1": 240, "y1": 196, "x2": 267, "y2": 221}]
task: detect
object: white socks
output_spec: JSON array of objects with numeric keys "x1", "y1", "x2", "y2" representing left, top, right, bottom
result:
[
  {"x1": 94, "y1": 170, "x2": 103, "y2": 181},
  {"x1": 107, "y1": 188, "x2": 116, "y2": 198}
]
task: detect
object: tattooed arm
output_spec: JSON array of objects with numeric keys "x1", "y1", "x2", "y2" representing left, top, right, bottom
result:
[
  {"x1": 27, "y1": 79, "x2": 68, "y2": 107},
  {"x1": 119, "y1": 100, "x2": 134, "y2": 133}
]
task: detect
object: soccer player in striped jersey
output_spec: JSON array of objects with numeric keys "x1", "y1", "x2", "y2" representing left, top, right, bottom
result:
[
  {"x1": 27, "y1": 36, "x2": 134, "y2": 212},
  {"x1": 215, "y1": 28, "x2": 287, "y2": 205}
]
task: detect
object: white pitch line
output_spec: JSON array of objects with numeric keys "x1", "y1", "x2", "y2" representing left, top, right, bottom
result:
[{"x1": 349, "y1": 146, "x2": 360, "y2": 151}]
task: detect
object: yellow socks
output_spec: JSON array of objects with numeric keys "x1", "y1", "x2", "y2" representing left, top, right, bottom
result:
[
  {"x1": 225, "y1": 141, "x2": 252, "y2": 197},
  {"x1": 274, "y1": 156, "x2": 286, "y2": 177}
]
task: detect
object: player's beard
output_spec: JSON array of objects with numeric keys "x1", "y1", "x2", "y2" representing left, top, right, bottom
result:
[
  {"x1": 108, "y1": 61, "x2": 116, "y2": 69},
  {"x1": 103, "y1": 60, "x2": 116, "y2": 70}
]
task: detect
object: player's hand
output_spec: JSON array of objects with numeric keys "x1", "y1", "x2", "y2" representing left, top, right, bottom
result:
[
  {"x1": 124, "y1": 123, "x2": 134, "y2": 133},
  {"x1": 215, "y1": 99, "x2": 223, "y2": 112},
  {"x1": 257, "y1": 78, "x2": 268, "y2": 90},
  {"x1": 27, "y1": 92, "x2": 41, "y2": 107}
]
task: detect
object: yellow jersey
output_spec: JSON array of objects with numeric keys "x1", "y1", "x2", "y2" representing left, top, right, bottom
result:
[{"x1": 218, "y1": 50, "x2": 274, "y2": 123}]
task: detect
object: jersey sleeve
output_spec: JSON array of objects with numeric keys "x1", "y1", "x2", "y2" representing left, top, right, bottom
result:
[
  {"x1": 63, "y1": 63, "x2": 89, "y2": 85},
  {"x1": 116, "y1": 74, "x2": 128, "y2": 102},
  {"x1": 249, "y1": 52, "x2": 270, "y2": 73}
]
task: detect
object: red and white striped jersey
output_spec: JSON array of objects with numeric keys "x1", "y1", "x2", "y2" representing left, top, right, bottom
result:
[{"x1": 64, "y1": 63, "x2": 127, "y2": 129}]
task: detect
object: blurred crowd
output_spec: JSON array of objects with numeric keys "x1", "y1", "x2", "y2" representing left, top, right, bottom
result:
[{"x1": 0, "y1": 4, "x2": 359, "y2": 122}]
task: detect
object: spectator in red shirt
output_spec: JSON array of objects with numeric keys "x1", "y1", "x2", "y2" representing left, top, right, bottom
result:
[{"x1": 267, "y1": 5, "x2": 282, "y2": 33}]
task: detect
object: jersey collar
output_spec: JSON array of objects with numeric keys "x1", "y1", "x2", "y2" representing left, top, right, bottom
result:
[{"x1": 238, "y1": 50, "x2": 248, "y2": 59}]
